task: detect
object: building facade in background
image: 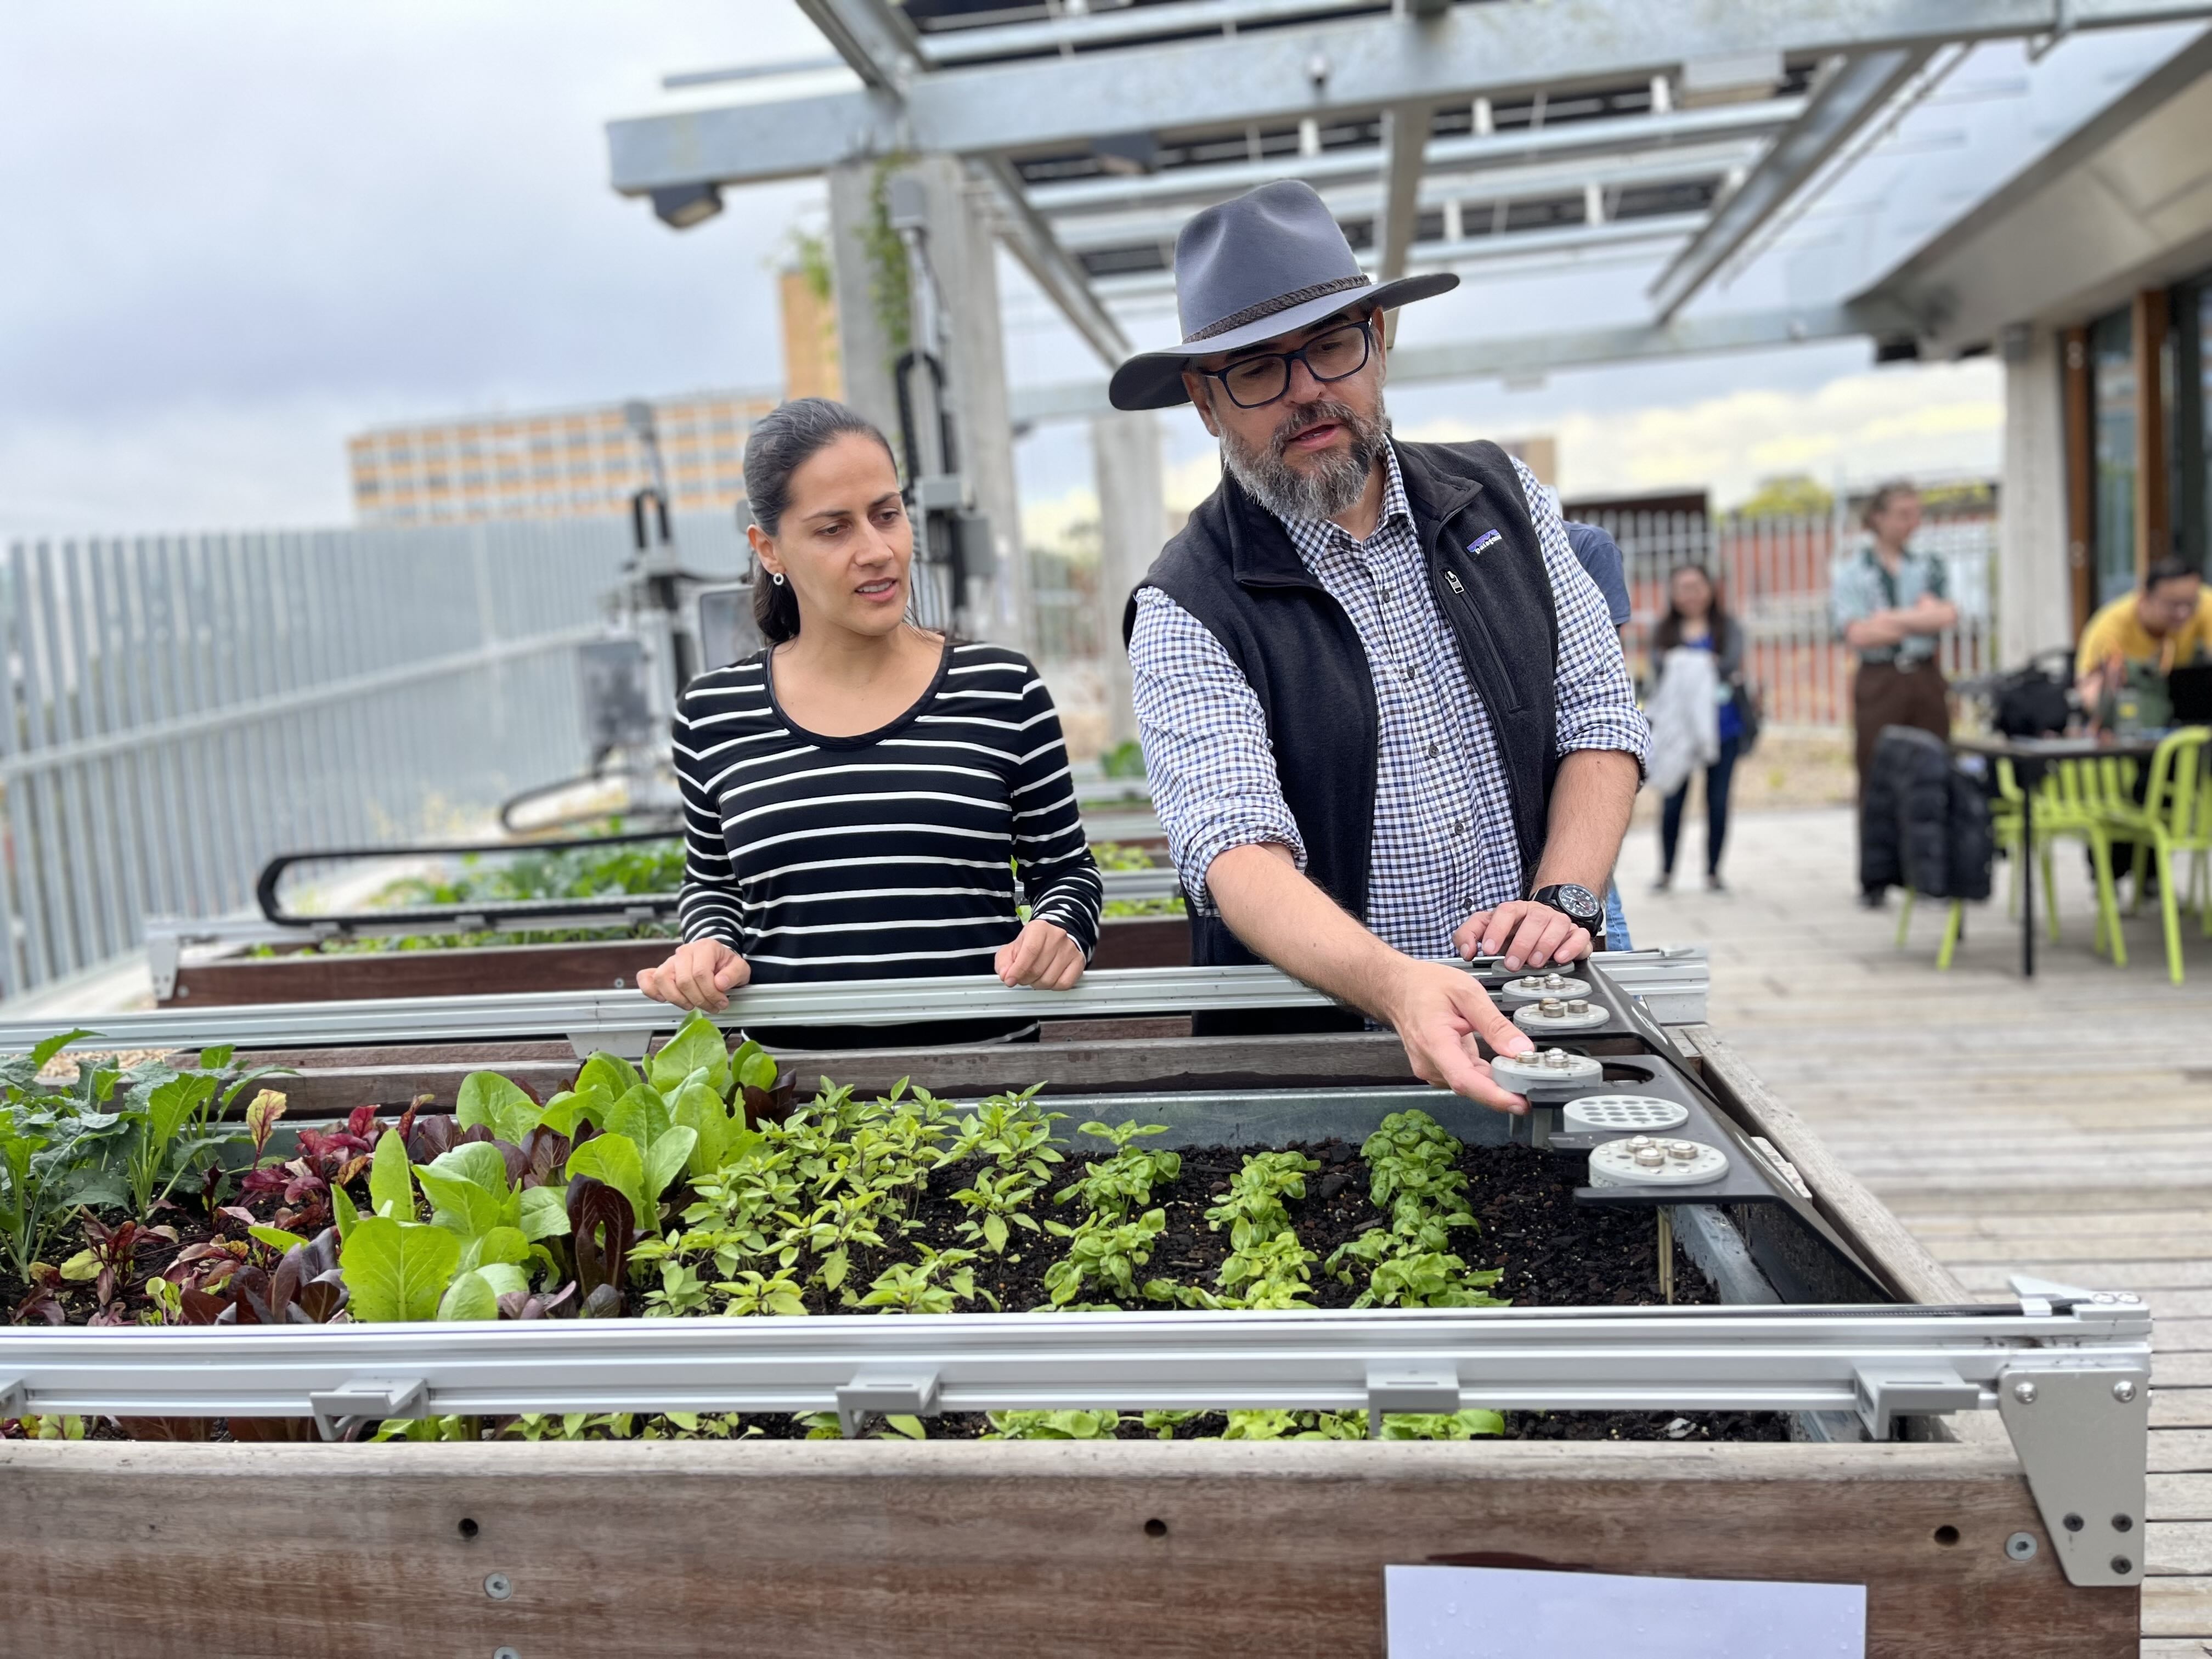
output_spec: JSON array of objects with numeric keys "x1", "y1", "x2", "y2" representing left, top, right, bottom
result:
[{"x1": 347, "y1": 387, "x2": 778, "y2": 526}]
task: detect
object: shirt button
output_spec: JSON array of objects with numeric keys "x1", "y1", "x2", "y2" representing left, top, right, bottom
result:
[
  {"x1": 1453, "y1": 821, "x2": 1466, "y2": 836},
  {"x1": 1426, "y1": 741, "x2": 1439, "y2": 759}
]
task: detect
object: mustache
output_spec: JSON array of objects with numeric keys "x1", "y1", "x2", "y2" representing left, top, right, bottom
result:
[{"x1": 1269, "y1": 399, "x2": 1363, "y2": 459}]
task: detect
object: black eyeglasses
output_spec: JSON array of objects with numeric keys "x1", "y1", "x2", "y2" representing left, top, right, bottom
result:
[{"x1": 1199, "y1": 318, "x2": 1374, "y2": 409}]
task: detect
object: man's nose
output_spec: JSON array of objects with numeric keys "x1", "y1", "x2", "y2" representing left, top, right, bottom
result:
[{"x1": 1282, "y1": 354, "x2": 1330, "y2": 403}]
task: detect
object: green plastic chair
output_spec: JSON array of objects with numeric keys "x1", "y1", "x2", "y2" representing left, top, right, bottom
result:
[
  {"x1": 1990, "y1": 758, "x2": 2126, "y2": 957},
  {"x1": 2095, "y1": 726, "x2": 2212, "y2": 984}
]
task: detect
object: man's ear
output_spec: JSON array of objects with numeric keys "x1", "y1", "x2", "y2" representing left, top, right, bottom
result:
[{"x1": 1183, "y1": 370, "x2": 1219, "y2": 436}]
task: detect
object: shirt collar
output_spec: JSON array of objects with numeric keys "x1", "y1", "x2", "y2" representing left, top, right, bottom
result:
[{"x1": 1274, "y1": 438, "x2": 1411, "y2": 552}]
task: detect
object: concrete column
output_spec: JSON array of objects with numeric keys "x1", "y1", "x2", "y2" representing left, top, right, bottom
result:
[
  {"x1": 825, "y1": 161, "x2": 899, "y2": 438},
  {"x1": 1091, "y1": 410, "x2": 1169, "y2": 744},
  {"x1": 1999, "y1": 323, "x2": 2073, "y2": 665}
]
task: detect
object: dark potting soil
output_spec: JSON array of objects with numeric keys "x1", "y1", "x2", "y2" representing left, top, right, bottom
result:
[{"x1": 6, "y1": 1131, "x2": 1790, "y2": 1446}]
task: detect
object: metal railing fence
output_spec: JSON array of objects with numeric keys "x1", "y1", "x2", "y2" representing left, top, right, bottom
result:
[{"x1": 0, "y1": 513, "x2": 743, "y2": 1002}]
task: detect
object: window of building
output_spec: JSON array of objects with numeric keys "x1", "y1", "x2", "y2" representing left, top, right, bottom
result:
[
  {"x1": 2090, "y1": 306, "x2": 2138, "y2": 606},
  {"x1": 2175, "y1": 275, "x2": 2210, "y2": 574}
]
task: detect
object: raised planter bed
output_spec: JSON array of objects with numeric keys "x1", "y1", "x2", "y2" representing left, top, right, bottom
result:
[{"x1": 0, "y1": 975, "x2": 2147, "y2": 1656}]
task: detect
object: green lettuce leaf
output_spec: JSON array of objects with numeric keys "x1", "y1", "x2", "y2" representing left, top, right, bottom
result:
[
  {"x1": 435, "y1": 1267, "x2": 500, "y2": 1322},
  {"x1": 456, "y1": 1072, "x2": 543, "y2": 1144},
  {"x1": 368, "y1": 1128, "x2": 413, "y2": 1221},
  {"x1": 342, "y1": 1217, "x2": 461, "y2": 1322},
  {"x1": 647, "y1": 1011, "x2": 731, "y2": 1097}
]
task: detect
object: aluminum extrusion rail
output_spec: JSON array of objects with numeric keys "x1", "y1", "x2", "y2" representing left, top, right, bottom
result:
[
  {"x1": 145, "y1": 867, "x2": 1185, "y2": 961},
  {"x1": 2, "y1": 952, "x2": 1706, "y2": 1056},
  {"x1": 0, "y1": 1290, "x2": 2148, "y2": 1587}
]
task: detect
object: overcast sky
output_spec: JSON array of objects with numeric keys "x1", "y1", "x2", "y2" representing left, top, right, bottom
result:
[
  {"x1": 11, "y1": 5, "x2": 2171, "y2": 539},
  {"x1": 0, "y1": 2, "x2": 830, "y2": 532}
]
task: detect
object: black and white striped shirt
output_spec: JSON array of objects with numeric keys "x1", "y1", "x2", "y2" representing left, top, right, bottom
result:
[{"x1": 674, "y1": 639, "x2": 1103, "y2": 986}]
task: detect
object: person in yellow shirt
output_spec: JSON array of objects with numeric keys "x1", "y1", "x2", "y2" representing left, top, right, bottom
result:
[{"x1": 2076, "y1": 557, "x2": 2211, "y2": 710}]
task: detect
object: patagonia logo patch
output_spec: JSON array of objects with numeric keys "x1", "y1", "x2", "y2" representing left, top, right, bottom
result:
[{"x1": 1467, "y1": 529, "x2": 1503, "y2": 555}]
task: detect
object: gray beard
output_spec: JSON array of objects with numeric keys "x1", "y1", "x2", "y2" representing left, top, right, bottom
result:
[{"x1": 1220, "y1": 397, "x2": 1390, "y2": 523}]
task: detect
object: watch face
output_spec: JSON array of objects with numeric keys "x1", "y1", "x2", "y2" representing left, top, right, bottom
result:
[{"x1": 1550, "y1": 883, "x2": 1601, "y2": 922}]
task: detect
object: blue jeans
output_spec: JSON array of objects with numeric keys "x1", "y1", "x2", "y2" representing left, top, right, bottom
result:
[{"x1": 1604, "y1": 882, "x2": 1632, "y2": 952}]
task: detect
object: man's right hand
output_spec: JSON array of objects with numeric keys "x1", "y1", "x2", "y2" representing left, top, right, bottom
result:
[
  {"x1": 1379, "y1": 958, "x2": 1538, "y2": 1116},
  {"x1": 637, "y1": 939, "x2": 752, "y2": 1012}
]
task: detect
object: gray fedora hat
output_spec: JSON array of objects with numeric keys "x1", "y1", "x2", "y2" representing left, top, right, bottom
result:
[{"x1": 1107, "y1": 179, "x2": 1458, "y2": 412}]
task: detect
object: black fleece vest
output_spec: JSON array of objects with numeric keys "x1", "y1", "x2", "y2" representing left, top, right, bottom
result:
[{"x1": 1122, "y1": 439, "x2": 1559, "y2": 1026}]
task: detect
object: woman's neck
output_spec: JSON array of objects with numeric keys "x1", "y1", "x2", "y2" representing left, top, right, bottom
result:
[{"x1": 777, "y1": 618, "x2": 930, "y2": 684}]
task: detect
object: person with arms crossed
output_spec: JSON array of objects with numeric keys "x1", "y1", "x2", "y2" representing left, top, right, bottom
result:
[
  {"x1": 1114, "y1": 182, "x2": 1648, "y2": 1117},
  {"x1": 1831, "y1": 481, "x2": 1955, "y2": 907}
]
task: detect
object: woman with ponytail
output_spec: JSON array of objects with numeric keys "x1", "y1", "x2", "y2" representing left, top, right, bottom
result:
[{"x1": 638, "y1": 398, "x2": 1102, "y2": 1045}]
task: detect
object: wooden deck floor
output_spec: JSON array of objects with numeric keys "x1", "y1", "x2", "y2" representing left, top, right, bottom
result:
[{"x1": 1632, "y1": 804, "x2": 2212, "y2": 1655}]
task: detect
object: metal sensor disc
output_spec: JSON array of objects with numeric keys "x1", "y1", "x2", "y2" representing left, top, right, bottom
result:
[
  {"x1": 1499, "y1": 972, "x2": 1592, "y2": 1006},
  {"x1": 1588, "y1": 1136, "x2": 1729, "y2": 1187},
  {"x1": 1512, "y1": 996, "x2": 1609, "y2": 1033},
  {"x1": 1562, "y1": 1095, "x2": 1690, "y2": 1134},
  {"x1": 1488, "y1": 1047, "x2": 1602, "y2": 1090}
]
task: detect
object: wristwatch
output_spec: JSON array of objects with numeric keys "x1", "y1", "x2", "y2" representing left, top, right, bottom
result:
[{"x1": 1530, "y1": 882, "x2": 1606, "y2": 949}]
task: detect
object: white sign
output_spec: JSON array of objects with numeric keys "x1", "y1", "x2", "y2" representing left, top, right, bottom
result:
[{"x1": 1386, "y1": 1564, "x2": 1866, "y2": 1658}]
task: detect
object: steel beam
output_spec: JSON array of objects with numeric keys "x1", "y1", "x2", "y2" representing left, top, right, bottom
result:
[
  {"x1": 915, "y1": 0, "x2": 1392, "y2": 67},
  {"x1": 970, "y1": 157, "x2": 1133, "y2": 366},
  {"x1": 1649, "y1": 48, "x2": 1935, "y2": 321},
  {"x1": 1376, "y1": 100, "x2": 1433, "y2": 283},
  {"x1": 1037, "y1": 131, "x2": 1771, "y2": 228},
  {"x1": 606, "y1": 1, "x2": 2212, "y2": 192},
  {"x1": 1008, "y1": 298, "x2": 1909, "y2": 424},
  {"x1": 794, "y1": 0, "x2": 923, "y2": 89}
]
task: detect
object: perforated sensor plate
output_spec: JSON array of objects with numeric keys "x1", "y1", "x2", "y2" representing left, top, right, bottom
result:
[{"x1": 1562, "y1": 1094, "x2": 1690, "y2": 1133}]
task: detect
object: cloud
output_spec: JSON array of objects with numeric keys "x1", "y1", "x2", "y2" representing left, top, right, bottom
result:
[{"x1": 1401, "y1": 359, "x2": 2005, "y2": 507}]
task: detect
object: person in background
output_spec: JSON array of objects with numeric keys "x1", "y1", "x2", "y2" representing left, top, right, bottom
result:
[
  {"x1": 1831, "y1": 481, "x2": 1956, "y2": 907},
  {"x1": 2075, "y1": 556, "x2": 2212, "y2": 714},
  {"x1": 1649, "y1": 563, "x2": 1745, "y2": 893},
  {"x1": 1565, "y1": 518, "x2": 1636, "y2": 948},
  {"x1": 638, "y1": 397, "x2": 1102, "y2": 1046}
]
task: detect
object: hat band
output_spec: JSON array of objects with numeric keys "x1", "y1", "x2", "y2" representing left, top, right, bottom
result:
[{"x1": 1182, "y1": 274, "x2": 1373, "y2": 343}]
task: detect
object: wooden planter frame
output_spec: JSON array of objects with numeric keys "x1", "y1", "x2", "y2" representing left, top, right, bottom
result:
[{"x1": 0, "y1": 1024, "x2": 2139, "y2": 1657}]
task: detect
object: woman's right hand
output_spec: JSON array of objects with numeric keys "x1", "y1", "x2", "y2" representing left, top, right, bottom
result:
[{"x1": 637, "y1": 939, "x2": 752, "y2": 1012}]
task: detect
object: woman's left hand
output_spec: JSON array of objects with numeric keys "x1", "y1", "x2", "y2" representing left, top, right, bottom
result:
[{"x1": 994, "y1": 918, "x2": 1086, "y2": 989}]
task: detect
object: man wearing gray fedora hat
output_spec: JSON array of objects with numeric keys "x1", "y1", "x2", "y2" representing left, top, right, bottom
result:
[{"x1": 1115, "y1": 180, "x2": 1648, "y2": 1116}]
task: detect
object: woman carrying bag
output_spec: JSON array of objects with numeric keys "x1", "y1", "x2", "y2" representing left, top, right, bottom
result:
[
  {"x1": 1650, "y1": 563, "x2": 1756, "y2": 893},
  {"x1": 639, "y1": 398, "x2": 1102, "y2": 1046}
]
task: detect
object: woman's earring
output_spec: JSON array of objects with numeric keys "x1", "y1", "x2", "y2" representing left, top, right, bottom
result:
[{"x1": 771, "y1": 571, "x2": 786, "y2": 586}]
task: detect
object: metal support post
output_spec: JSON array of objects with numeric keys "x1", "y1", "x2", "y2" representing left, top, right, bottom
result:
[{"x1": 1090, "y1": 410, "x2": 1167, "y2": 743}]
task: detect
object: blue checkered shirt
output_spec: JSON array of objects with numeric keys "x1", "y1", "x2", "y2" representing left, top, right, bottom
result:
[{"x1": 1128, "y1": 445, "x2": 1647, "y2": 962}]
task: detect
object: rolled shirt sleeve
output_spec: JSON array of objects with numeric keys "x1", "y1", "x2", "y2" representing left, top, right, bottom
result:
[
  {"x1": 1516, "y1": 458, "x2": 1651, "y2": 772},
  {"x1": 1127, "y1": 586, "x2": 1306, "y2": 915}
]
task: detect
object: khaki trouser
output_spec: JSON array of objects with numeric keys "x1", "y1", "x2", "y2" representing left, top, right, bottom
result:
[{"x1": 1852, "y1": 658, "x2": 1951, "y2": 801}]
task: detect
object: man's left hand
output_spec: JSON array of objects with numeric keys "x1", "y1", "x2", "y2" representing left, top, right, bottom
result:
[{"x1": 1453, "y1": 901, "x2": 1592, "y2": 973}]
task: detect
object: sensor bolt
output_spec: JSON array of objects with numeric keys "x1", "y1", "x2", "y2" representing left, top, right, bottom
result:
[
  {"x1": 2004, "y1": 1532, "x2": 2038, "y2": 1561},
  {"x1": 1541, "y1": 972, "x2": 1567, "y2": 990},
  {"x1": 1542, "y1": 1048, "x2": 1573, "y2": 1070},
  {"x1": 1538, "y1": 997, "x2": 1564, "y2": 1016},
  {"x1": 2112, "y1": 1379, "x2": 2138, "y2": 1403},
  {"x1": 2012, "y1": 1381, "x2": 2038, "y2": 1404},
  {"x1": 484, "y1": 1574, "x2": 512, "y2": 1600},
  {"x1": 1633, "y1": 1144, "x2": 1667, "y2": 1169}
]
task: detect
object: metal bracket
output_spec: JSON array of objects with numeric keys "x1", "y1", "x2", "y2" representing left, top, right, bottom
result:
[
  {"x1": 1852, "y1": 1362, "x2": 1983, "y2": 1439},
  {"x1": 1365, "y1": 1364, "x2": 1459, "y2": 1436},
  {"x1": 1746, "y1": 1136, "x2": 1812, "y2": 1199},
  {"x1": 570, "y1": 1030, "x2": 651, "y2": 1062},
  {"x1": 0, "y1": 1376, "x2": 24, "y2": 1414},
  {"x1": 834, "y1": 1368, "x2": 941, "y2": 1438},
  {"x1": 146, "y1": 933, "x2": 182, "y2": 1002},
  {"x1": 1997, "y1": 1362, "x2": 2149, "y2": 1589},
  {"x1": 308, "y1": 1377, "x2": 427, "y2": 1442}
]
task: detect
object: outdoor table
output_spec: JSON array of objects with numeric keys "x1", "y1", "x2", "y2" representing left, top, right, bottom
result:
[{"x1": 1950, "y1": 732, "x2": 2162, "y2": 977}]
